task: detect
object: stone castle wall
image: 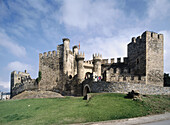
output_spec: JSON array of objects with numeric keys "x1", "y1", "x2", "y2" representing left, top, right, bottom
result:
[
  {"x1": 11, "y1": 31, "x2": 166, "y2": 97},
  {"x1": 39, "y1": 51, "x2": 60, "y2": 90},
  {"x1": 128, "y1": 36, "x2": 146, "y2": 76},
  {"x1": 12, "y1": 79, "x2": 38, "y2": 97},
  {"x1": 85, "y1": 81, "x2": 170, "y2": 95}
]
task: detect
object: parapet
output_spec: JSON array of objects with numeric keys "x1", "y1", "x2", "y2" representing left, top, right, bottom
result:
[
  {"x1": 93, "y1": 53, "x2": 102, "y2": 60},
  {"x1": 52, "y1": 50, "x2": 56, "y2": 56},
  {"x1": 48, "y1": 51, "x2": 52, "y2": 57},
  {"x1": 102, "y1": 59, "x2": 108, "y2": 64},
  {"x1": 132, "y1": 37, "x2": 136, "y2": 43},
  {"x1": 39, "y1": 50, "x2": 57, "y2": 58},
  {"x1": 77, "y1": 52, "x2": 85, "y2": 60},
  {"x1": 84, "y1": 60, "x2": 93, "y2": 64},
  {"x1": 83, "y1": 60, "x2": 93, "y2": 68},
  {"x1": 123, "y1": 57, "x2": 128, "y2": 64},
  {"x1": 111, "y1": 58, "x2": 115, "y2": 63},
  {"x1": 117, "y1": 58, "x2": 121, "y2": 63},
  {"x1": 136, "y1": 36, "x2": 141, "y2": 43},
  {"x1": 141, "y1": 31, "x2": 163, "y2": 40},
  {"x1": 130, "y1": 31, "x2": 163, "y2": 45}
]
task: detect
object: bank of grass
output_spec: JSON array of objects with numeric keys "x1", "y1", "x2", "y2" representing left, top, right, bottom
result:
[{"x1": 0, "y1": 93, "x2": 169, "y2": 125}]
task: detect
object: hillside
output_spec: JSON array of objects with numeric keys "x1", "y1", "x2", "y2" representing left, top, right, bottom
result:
[
  {"x1": 0, "y1": 93, "x2": 170, "y2": 125},
  {"x1": 11, "y1": 90, "x2": 63, "y2": 100}
]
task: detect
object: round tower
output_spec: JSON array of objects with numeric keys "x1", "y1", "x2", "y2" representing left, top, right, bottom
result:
[
  {"x1": 73, "y1": 46, "x2": 79, "y2": 76},
  {"x1": 76, "y1": 52, "x2": 85, "y2": 84},
  {"x1": 63, "y1": 38, "x2": 70, "y2": 74},
  {"x1": 93, "y1": 53, "x2": 102, "y2": 77},
  {"x1": 73, "y1": 45, "x2": 78, "y2": 55}
]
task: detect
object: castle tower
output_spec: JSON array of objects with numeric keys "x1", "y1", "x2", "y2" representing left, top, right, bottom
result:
[
  {"x1": 76, "y1": 52, "x2": 85, "y2": 84},
  {"x1": 93, "y1": 53, "x2": 102, "y2": 77},
  {"x1": 63, "y1": 38, "x2": 70, "y2": 75},
  {"x1": 10, "y1": 71, "x2": 17, "y2": 97},
  {"x1": 145, "y1": 31, "x2": 164, "y2": 86},
  {"x1": 73, "y1": 46, "x2": 79, "y2": 76},
  {"x1": 128, "y1": 31, "x2": 164, "y2": 86},
  {"x1": 73, "y1": 46, "x2": 78, "y2": 55}
]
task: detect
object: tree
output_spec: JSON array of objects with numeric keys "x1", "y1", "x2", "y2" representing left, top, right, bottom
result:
[
  {"x1": 36, "y1": 71, "x2": 42, "y2": 90},
  {"x1": 164, "y1": 73, "x2": 170, "y2": 87}
]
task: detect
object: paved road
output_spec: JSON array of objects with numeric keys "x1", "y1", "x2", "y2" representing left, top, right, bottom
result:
[
  {"x1": 72, "y1": 112, "x2": 170, "y2": 125},
  {"x1": 142, "y1": 119, "x2": 170, "y2": 125}
]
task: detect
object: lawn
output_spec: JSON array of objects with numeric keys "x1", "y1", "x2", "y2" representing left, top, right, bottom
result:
[{"x1": 0, "y1": 93, "x2": 169, "y2": 125}]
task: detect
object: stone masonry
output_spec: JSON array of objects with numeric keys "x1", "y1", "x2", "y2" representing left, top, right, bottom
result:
[{"x1": 11, "y1": 31, "x2": 167, "y2": 97}]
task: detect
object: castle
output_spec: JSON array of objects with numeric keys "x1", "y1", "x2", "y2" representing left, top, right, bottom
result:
[{"x1": 11, "y1": 31, "x2": 167, "y2": 97}]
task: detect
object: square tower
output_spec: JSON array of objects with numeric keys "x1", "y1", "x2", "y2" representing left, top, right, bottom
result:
[{"x1": 128, "y1": 31, "x2": 164, "y2": 86}]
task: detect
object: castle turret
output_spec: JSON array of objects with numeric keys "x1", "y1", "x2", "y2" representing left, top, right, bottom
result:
[
  {"x1": 73, "y1": 46, "x2": 78, "y2": 55},
  {"x1": 76, "y1": 52, "x2": 85, "y2": 84},
  {"x1": 93, "y1": 53, "x2": 102, "y2": 77},
  {"x1": 63, "y1": 38, "x2": 70, "y2": 74},
  {"x1": 73, "y1": 46, "x2": 79, "y2": 76}
]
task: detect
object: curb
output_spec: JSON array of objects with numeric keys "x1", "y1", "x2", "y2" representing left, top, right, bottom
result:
[{"x1": 71, "y1": 112, "x2": 170, "y2": 125}]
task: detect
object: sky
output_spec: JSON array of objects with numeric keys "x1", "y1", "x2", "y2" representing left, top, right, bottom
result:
[{"x1": 0, "y1": 0, "x2": 170, "y2": 92}]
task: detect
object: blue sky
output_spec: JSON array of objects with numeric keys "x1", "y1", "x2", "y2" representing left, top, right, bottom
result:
[{"x1": 0, "y1": 0, "x2": 170, "y2": 92}]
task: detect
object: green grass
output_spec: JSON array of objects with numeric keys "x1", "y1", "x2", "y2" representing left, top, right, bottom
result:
[{"x1": 0, "y1": 93, "x2": 169, "y2": 125}]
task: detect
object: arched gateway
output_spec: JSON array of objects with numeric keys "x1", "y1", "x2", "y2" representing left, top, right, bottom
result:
[{"x1": 83, "y1": 84, "x2": 91, "y2": 96}]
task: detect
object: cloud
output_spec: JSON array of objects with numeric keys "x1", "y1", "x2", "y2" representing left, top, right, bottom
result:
[
  {"x1": 59, "y1": 0, "x2": 123, "y2": 35},
  {"x1": 0, "y1": 31, "x2": 26, "y2": 57},
  {"x1": 147, "y1": 0, "x2": 170, "y2": 20},
  {"x1": 0, "y1": 79, "x2": 10, "y2": 92},
  {"x1": 159, "y1": 30, "x2": 170, "y2": 73},
  {"x1": 81, "y1": 28, "x2": 144, "y2": 60},
  {"x1": 7, "y1": 61, "x2": 33, "y2": 73}
]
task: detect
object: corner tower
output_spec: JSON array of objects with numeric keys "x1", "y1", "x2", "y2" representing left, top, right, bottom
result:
[
  {"x1": 145, "y1": 31, "x2": 164, "y2": 86},
  {"x1": 128, "y1": 31, "x2": 164, "y2": 86}
]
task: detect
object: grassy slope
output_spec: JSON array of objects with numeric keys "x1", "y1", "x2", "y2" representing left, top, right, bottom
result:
[{"x1": 0, "y1": 93, "x2": 169, "y2": 125}]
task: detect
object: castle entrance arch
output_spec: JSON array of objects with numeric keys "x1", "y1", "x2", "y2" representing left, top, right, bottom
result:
[{"x1": 83, "y1": 84, "x2": 91, "y2": 96}]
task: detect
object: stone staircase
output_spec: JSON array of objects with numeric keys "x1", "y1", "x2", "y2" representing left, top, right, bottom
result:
[{"x1": 12, "y1": 90, "x2": 63, "y2": 100}]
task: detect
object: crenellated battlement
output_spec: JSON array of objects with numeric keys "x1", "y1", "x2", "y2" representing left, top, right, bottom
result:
[
  {"x1": 84, "y1": 60, "x2": 93, "y2": 64},
  {"x1": 110, "y1": 75, "x2": 146, "y2": 83},
  {"x1": 130, "y1": 31, "x2": 163, "y2": 45},
  {"x1": 106, "y1": 67, "x2": 146, "y2": 83},
  {"x1": 39, "y1": 50, "x2": 57, "y2": 58},
  {"x1": 102, "y1": 59, "x2": 108, "y2": 64},
  {"x1": 77, "y1": 52, "x2": 85, "y2": 59},
  {"x1": 141, "y1": 31, "x2": 163, "y2": 40},
  {"x1": 93, "y1": 53, "x2": 102, "y2": 60},
  {"x1": 83, "y1": 60, "x2": 93, "y2": 68},
  {"x1": 101, "y1": 57, "x2": 128, "y2": 65}
]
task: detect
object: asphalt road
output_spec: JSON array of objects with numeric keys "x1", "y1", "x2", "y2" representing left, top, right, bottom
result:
[
  {"x1": 142, "y1": 119, "x2": 170, "y2": 125},
  {"x1": 72, "y1": 112, "x2": 170, "y2": 125}
]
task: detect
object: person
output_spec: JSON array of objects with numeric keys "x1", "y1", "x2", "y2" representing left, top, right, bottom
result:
[{"x1": 99, "y1": 76, "x2": 101, "y2": 81}]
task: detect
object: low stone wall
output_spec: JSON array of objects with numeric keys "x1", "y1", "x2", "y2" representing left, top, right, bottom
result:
[
  {"x1": 87, "y1": 81, "x2": 170, "y2": 95},
  {"x1": 12, "y1": 80, "x2": 38, "y2": 97}
]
